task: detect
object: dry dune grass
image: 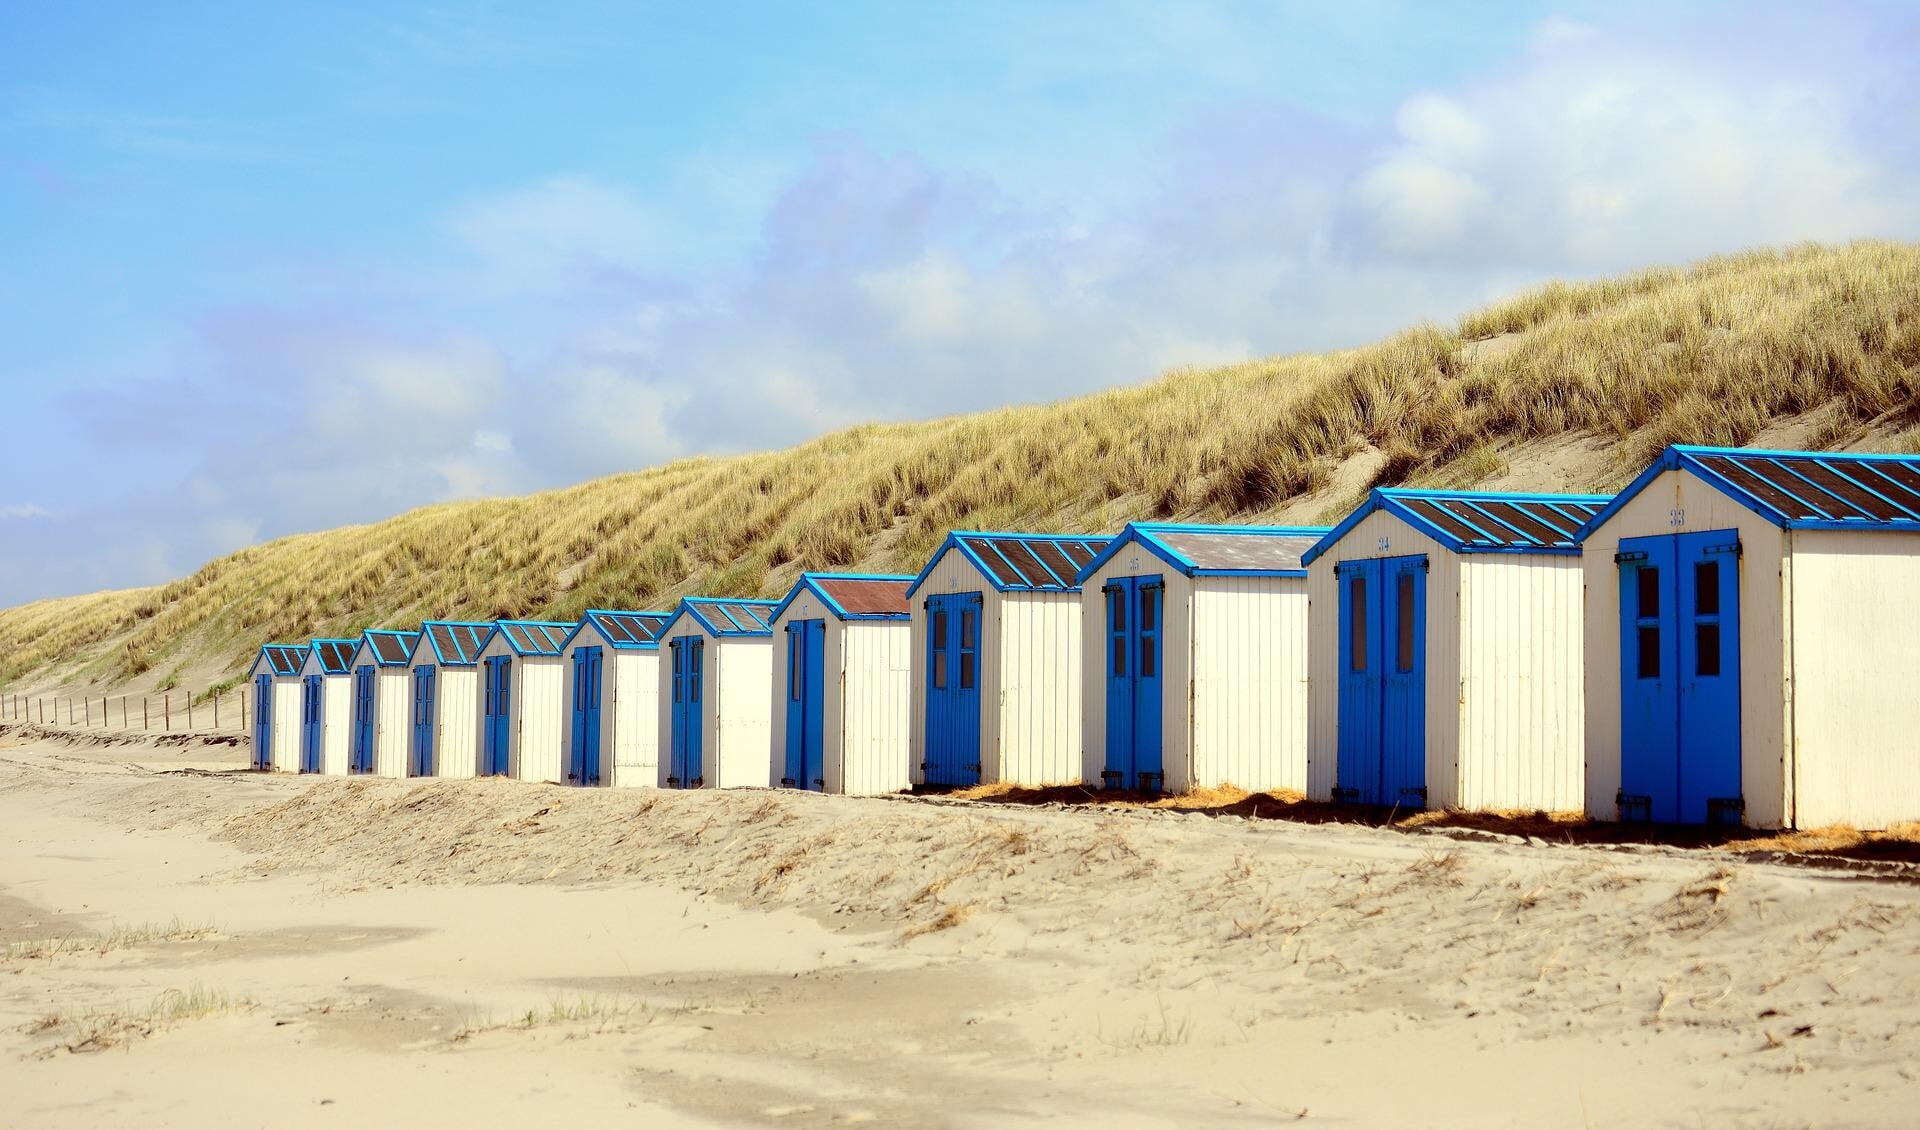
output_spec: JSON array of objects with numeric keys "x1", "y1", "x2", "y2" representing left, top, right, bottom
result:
[{"x1": 4, "y1": 240, "x2": 1919, "y2": 691}]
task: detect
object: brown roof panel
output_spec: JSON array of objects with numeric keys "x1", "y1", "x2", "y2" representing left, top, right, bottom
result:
[
  {"x1": 1152, "y1": 529, "x2": 1321, "y2": 572},
  {"x1": 815, "y1": 577, "x2": 911, "y2": 617}
]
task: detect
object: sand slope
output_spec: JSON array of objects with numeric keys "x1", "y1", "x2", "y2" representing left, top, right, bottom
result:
[{"x1": 2, "y1": 737, "x2": 1918, "y2": 1127}]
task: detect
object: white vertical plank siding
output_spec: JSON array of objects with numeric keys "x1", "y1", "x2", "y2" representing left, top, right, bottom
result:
[
  {"x1": 372, "y1": 669, "x2": 410, "y2": 779},
  {"x1": 432, "y1": 667, "x2": 480, "y2": 779},
  {"x1": 320, "y1": 673, "x2": 352, "y2": 775},
  {"x1": 710, "y1": 633, "x2": 774, "y2": 788},
  {"x1": 269, "y1": 678, "x2": 302, "y2": 772},
  {"x1": 1582, "y1": 470, "x2": 1789, "y2": 825},
  {"x1": 511, "y1": 657, "x2": 566, "y2": 783},
  {"x1": 1189, "y1": 576, "x2": 1310, "y2": 794},
  {"x1": 1456, "y1": 557, "x2": 1585, "y2": 812},
  {"x1": 908, "y1": 550, "x2": 1002, "y2": 786},
  {"x1": 994, "y1": 591, "x2": 1083, "y2": 785},
  {"x1": 609, "y1": 650, "x2": 660, "y2": 788},
  {"x1": 1781, "y1": 529, "x2": 1920, "y2": 829},
  {"x1": 1306, "y1": 509, "x2": 1458, "y2": 802},
  {"x1": 840, "y1": 621, "x2": 913, "y2": 795}
]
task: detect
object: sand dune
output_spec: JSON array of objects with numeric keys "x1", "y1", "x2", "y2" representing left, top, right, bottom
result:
[{"x1": 3, "y1": 732, "x2": 1918, "y2": 1127}]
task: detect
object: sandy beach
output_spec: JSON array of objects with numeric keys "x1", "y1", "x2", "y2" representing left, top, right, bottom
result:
[{"x1": 2, "y1": 726, "x2": 1917, "y2": 1128}]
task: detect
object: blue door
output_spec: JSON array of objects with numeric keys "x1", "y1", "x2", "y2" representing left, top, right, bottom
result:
[
  {"x1": 1617, "y1": 530, "x2": 1743, "y2": 823},
  {"x1": 351, "y1": 666, "x2": 376, "y2": 774},
  {"x1": 569, "y1": 646, "x2": 604, "y2": 785},
  {"x1": 1102, "y1": 576, "x2": 1165, "y2": 790},
  {"x1": 668, "y1": 638, "x2": 704, "y2": 787},
  {"x1": 301, "y1": 675, "x2": 323, "y2": 773},
  {"x1": 253, "y1": 674, "x2": 273, "y2": 770},
  {"x1": 923, "y1": 592, "x2": 982, "y2": 786},
  {"x1": 411, "y1": 666, "x2": 436, "y2": 776},
  {"x1": 1335, "y1": 555, "x2": 1428, "y2": 807},
  {"x1": 481, "y1": 656, "x2": 512, "y2": 776},
  {"x1": 783, "y1": 620, "x2": 826, "y2": 789}
]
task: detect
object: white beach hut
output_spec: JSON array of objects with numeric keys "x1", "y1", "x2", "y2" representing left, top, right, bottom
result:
[
  {"x1": 247, "y1": 644, "x2": 307, "y2": 772},
  {"x1": 296, "y1": 638, "x2": 359, "y2": 774},
  {"x1": 1304, "y1": 488, "x2": 1610, "y2": 812},
  {"x1": 1578, "y1": 445, "x2": 1920, "y2": 829},
  {"x1": 1076, "y1": 523, "x2": 1328, "y2": 794},
  {"x1": 405, "y1": 621, "x2": 493, "y2": 778},
  {"x1": 472, "y1": 620, "x2": 573, "y2": 783},
  {"x1": 347, "y1": 629, "x2": 420, "y2": 777},
  {"x1": 559, "y1": 610, "x2": 674, "y2": 788},
  {"x1": 656, "y1": 597, "x2": 779, "y2": 789},
  {"x1": 906, "y1": 531, "x2": 1111, "y2": 788},
  {"x1": 768, "y1": 573, "x2": 914, "y2": 795}
]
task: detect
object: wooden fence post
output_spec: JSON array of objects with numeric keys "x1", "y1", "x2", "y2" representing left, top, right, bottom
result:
[
  {"x1": 186, "y1": 693, "x2": 193, "y2": 730},
  {"x1": 143, "y1": 697, "x2": 149, "y2": 730},
  {"x1": 164, "y1": 693, "x2": 171, "y2": 731}
]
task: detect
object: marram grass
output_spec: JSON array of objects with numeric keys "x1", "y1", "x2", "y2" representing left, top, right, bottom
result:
[{"x1": 3, "y1": 241, "x2": 1917, "y2": 689}]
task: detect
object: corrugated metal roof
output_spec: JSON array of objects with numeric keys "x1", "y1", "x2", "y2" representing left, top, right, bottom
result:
[
  {"x1": 491, "y1": 620, "x2": 574, "y2": 656},
  {"x1": 1579, "y1": 446, "x2": 1920, "y2": 538},
  {"x1": 1074, "y1": 522, "x2": 1331, "y2": 582},
  {"x1": 310, "y1": 638, "x2": 359, "y2": 674},
  {"x1": 909, "y1": 531, "x2": 1112, "y2": 595},
  {"x1": 672, "y1": 597, "x2": 779, "y2": 638},
  {"x1": 815, "y1": 576, "x2": 911, "y2": 617},
  {"x1": 259, "y1": 644, "x2": 306, "y2": 676},
  {"x1": 365, "y1": 630, "x2": 419, "y2": 666},
  {"x1": 578, "y1": 610, "x2": 673, "y2": 649},
  {"x1": 1303, "y1": 488, "x2": 1612, "y2": 565},
  {"x1": 419, "y1": 621, "x2": 495, "y2": 666}
]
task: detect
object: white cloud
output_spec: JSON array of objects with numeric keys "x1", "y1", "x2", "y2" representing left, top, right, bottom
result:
[{"x1": 0, "y1": 503, "x2": 47, "y2": 520}]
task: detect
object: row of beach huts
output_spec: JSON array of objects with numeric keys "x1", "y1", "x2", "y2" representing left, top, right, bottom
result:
[{"x1": 248, "y1": 445, "x2": 1920, "y2": 830}]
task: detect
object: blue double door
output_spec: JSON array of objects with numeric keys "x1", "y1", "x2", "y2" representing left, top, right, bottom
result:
[
  {"x1": 1617, "y1": 530, "x2": 1743, "y2": 824},
  {"x1": 1102, "y1": 576, "x2": 1164, "y2": 790},
  {"x1": 252, "y1": 675, "x2": 273, "y2": 770},
  {"x1": 350, "y1": 666, "x2": 376, "y2": 774},
  {"x1": 568, "y1": 646, "x2": 604, "y2": 786},
  {"x1": 1336, "y1": 555, "x2": 1428, "y2": 807},
  {"x1": 923, "y1": 592, "x2": 981, "y2": 787},
  {"x1": 667, "y1": 638, "x2": 704, "y2": 787},
  {"x1": 300, "y1": 675, "x2": 323, "y2": 773},
  {"x1": 481, "y1": 657, "x2": 512, "y2": 776},
  {"x1": 784, "y1": 620, "x2": 826, "y2": 789},
  {"x1": 411, "y1": 666, "x2": 436, "y2": 776}
]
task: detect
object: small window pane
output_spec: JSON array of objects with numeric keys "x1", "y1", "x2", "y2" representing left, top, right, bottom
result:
[
  {"x1": 1694, "y1": 562, "x2": 1719, "y2": 616},
  {"x1": 932, "y1": 611, "x2": 947, "y2": 648},
  {"x1": 789, "y1": 637, "x2": 801, "y2": 701},
  {"x1": 961, "y1": 610, "x2": 976, "y2": 649},
  {"x1": 1140, "y1": 589, "x2": 1156, "y2": 631},
  {"x1": 960, "y1": 652, "x2": 975, "y2": 689},
  {"x1": 1112, "y1": 591, "x2": 1126, "y2": 632},
  {"x1": 1696, "y1": 624, "x2": 1722, "y2": 677},
  {"x1": 1349, "y1": 576, "x2": 1368, "y2": 672},
  {"x1": 1396, "y1": 573, "x2": 1416, "y2": 673},
  {"x1": 934, "y1": 651, "x2": 948, "y2": 688},
  {"x1": 1141, "y1": 638, "x2": 1156, "y2": 678},
  {"x1": 1637, "y1": 627, "x2": 1661, "y2": 679},
  {"x1": 1113, "y1": 638, "x2": 1127, "y2": 676},
  {"x1": 1637, "y1": 567, "x2": 1660, "y2": 618}
]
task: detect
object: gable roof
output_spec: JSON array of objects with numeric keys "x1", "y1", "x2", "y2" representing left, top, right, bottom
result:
[
  {"x1": 660, "y1": 597, "x2": 779, "y2": 639},
  {"x1": 1076, "y1": 522, "x2": 1330, "y2": 582},
  {"x1": 1303, "y1": 488, "x2": 1612, "y2": 565},
  {"x1": 255, "y1": 644, "x2": 307, "y2": 677},
  {"x1": 307, "y1": 638, "x2": 360, "y2": 675},
  {"x1": 482, "y1": 620, "x2": 575, "y2": 657},
  {"x1": 1578, "y1": 445, "x2": 1920, "y2": 536},
  {"x1": 414, "y1": 621, "x2": 496, "y2": 667},
  {"x1": 772, "y1": 573, "x2": 914, "y2": 623},
  {"x1": 359, "y1": 629, "x2": 420, "y2": 668},
  {"x1": 563, "y1": 609, "x2": 674, "y2": 652},
  {"x1": 906, "y1": 531, "x2": 1112, "y2": 597}
]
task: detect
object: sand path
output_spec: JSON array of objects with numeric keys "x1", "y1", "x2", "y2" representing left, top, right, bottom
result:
[{"x1": 2, "y1": 736, "x2": 1918, "y2": 1127}]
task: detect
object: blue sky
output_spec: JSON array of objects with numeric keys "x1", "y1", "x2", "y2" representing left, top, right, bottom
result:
[{"x1": 2, "y1": 2, "x2": 1916, "y2": 606}]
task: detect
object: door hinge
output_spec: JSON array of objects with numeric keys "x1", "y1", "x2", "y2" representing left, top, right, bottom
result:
[
  {"x1": 1100, "y1": 770, "x2": 1123, "y2": 789},
  {"x1": 780, "y1": 776, "x2": 796, "y2": 788},
  {"x1": 1615, "y1": 790, "x2": 1651, "y2": 822},
  {"x1": 1707, "y1": 796, "x2": 1745, "y2": 826},
  {"x1": 1332, "y1": 787, "x2": 1359, "y2": 803},
  {"x1": 1614, "y1": 550, "x2": 1647, "y2": 564},
  {"x1": 1137, "y1": 771, "x2": 1163, "y2": 793},
  {"x1": 1703, "y1": 541, "x2": 1742, "y2": 557}
]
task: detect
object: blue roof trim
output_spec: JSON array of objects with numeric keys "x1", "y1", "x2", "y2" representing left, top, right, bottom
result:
[
  {"x1": 255, "y1": 643, "x2": 307, "y2": 677},
  {"x1": 479, "y1": 619, "x2": 576, "y2": 657},
  {"x1": 307, "y1": 638, "x2": 360, "y2": 675},
  {"x1": 905, "y1": 530, "x2": 1111, "y2": 597},
  {"x1": 358, "y1": 629, "x2": 420, "y2": 668},
  {"x1": 558, "y1": 609, "x2": 674, "y2": 652},
  {"x1": 771, "y1": 572, "x2": 916, "y2": 623},
  {"x1": 1303, "y1": 488, "x2": 1613, "y2": 566},
  {"x1": 416, "y1": 620, "x2": 497, "y2": 667},
  {"x1": 660, "y1": 597, "x2": 780, "y2": 640},
  {"x1": 1074, "y1": 521, "x2": 1333, "y2": 584},
  {"x1": 1576, "y1": 445, "x2": 1920, "y2": 540}
]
